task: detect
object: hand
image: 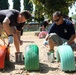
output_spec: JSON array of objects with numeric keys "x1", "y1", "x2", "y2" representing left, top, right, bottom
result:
[
  {"x1": 20, "y1": 40, "x2": 23, "y2": 45},
  {"x1": 43, "y1": 40, "x2": 48, "y2": 46},
  {"x1": 8, "y1": 35, "x2": 13, "y2": 44}
]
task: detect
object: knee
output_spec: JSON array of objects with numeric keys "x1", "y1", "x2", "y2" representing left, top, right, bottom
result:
[{"x1": 49, "y1": 33, "x2": 57, "y2": 38}]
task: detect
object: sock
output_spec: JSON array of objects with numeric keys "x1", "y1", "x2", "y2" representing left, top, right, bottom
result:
[{"x1": 49, "y1": 49, "x2": 54, "y2": 53}]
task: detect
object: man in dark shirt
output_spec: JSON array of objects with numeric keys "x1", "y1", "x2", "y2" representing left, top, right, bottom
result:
[
  {"x1": 0, "y1": 9, "x2": 31, "y2": 53},
  {"x1": 45, "y1": 11, "x2": 76, "y2": 53}
]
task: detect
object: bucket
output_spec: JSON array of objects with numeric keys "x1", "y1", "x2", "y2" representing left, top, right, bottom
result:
[
  {"x1": 0, "y1": 46, "x2": 9, "y2": 69},
  {"x1": 15, "y1": 52, "x2": 23, "y2": 63},
  {"x1": 38, "y1": 31, "x2": 48, "y2": 38}
]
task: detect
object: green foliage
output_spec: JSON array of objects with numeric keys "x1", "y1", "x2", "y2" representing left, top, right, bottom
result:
[
  {"x1": 32, "y1": 0, "x2": 76, "y2": 20},
  {"x1": 0, "y1": 0, "x2": 9, "y2": 9},
  {"x1": 72, "y1": 14, "x2": 76, "y2": 20},
  {"x1": 34, "y1": 4, "x2": 44, "y2": 22},
  {"x1": 13, "y1": 0, "x2": 21, "y2": 11},
  {"x1": 24, "y1": 0, "x2": 33, "y2": 13}
]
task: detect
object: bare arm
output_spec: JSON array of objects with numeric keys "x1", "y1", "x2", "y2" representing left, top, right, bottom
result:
[
  {"x1": 16, "y1": 30, "x2": 21, "y2": 40},
  {"x1": 13, "y1": 30, "x2": 23, "y2": 45},
  {"x1": 45, "y1": 34, "x2": 49, "y2": 41},
  {"x1": 3, "y1": 17, "x2": 12, "y2": 35},
  {"x1": 67, "y1": 34, "x2": 75, "y2": 44}
]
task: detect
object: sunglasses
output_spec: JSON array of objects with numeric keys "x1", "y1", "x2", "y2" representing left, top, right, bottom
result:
[{"x1": 54, "y1": 18, "x2": 61, "y2": 22}]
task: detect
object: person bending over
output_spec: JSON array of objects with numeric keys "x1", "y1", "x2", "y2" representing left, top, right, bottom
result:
[{"x1": 0, "y1": 9, "x2": 31, "y2": 53}]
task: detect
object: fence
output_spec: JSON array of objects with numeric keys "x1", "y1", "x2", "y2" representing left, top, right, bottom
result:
[
  {"x1": 23, "y1": 24, "x2": 50, "y2": 32},
  {"x1": 23, "y1": 25, "x2": 40, "y2": 31}
]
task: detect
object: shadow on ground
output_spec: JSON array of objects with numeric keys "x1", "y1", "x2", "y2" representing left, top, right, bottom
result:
[
  {"x1": 23, "y1": 41, "x2": 34, "y2": 43},
  {"x1": 0, "y1": 61, "x2": 15, "y2": 73},
  {"x1": 24, "y1": 63, "x2": 59, "y2": 74},
  {"x1": 39, "y1": 63, "x2": 58, "y2": 73}
]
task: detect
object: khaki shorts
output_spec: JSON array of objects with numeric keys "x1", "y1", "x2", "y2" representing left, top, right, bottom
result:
[
  {"x1": 0, "y1": 17, "x2": 16, "y2": 35},
  {"x1": 49, "y1": 33, "x2": 76, "y2": 50},
  {"x1": 0, "y1": 23, "x2": 16, "y2": 35}
]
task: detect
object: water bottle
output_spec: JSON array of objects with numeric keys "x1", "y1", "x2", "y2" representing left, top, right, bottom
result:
[
  {"x1": 50, "y1": 53, "x2": 54, "y2": 63},
  {"x1": 47, "y1": 51, "x2": 54, "y2": 63}
]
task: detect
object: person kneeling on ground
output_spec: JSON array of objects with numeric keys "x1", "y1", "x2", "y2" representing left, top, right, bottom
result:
[{"x1": 44, "y1": 11, "x2": 76, "y2": 57}]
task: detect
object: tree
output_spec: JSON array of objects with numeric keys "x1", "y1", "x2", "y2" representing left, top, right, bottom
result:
[
  {"x1": 72, "y1": 14, "x2": 76, "y2": 20},
  {"x1": 13, "y1": 0, "x2": 21, "y2": 11},
  {"x1": 32, "y1": 0, "x2": 76, "y2": 19},
  {"x1": 23, "y1": 0, "x2": 33, "y2": 13},
  {"x1": 71, "y1": 14, "x2": 76, "y2": 24},
  {"x1": 0, "y1": 0, "x2": 9, "y2": 10},
  {"x1": 35, "y1": 5, "x2": 44, "y2": 22}
]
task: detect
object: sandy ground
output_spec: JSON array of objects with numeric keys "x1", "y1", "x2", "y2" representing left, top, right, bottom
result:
[{"x1": 0, "y1": 31, "x2": 76, "y2": 75}]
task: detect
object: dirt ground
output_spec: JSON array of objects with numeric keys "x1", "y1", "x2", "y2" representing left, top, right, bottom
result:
[{"x1": 0, "y1": 31, "x2": 76, "y2": 75}]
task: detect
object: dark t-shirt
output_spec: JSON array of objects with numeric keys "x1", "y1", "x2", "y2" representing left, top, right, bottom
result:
[
  {"x1": 41, "y1": 21, "x2": 48, "y2": 28},
  {"x1": 0, "y1": 9, "x2": 19, "y2": 26},
  {"x1": 48, "y1": 19, "x2": 75, "y2": 40},
  {"x1": 16, "y1": 22, "x2": 25, "y2": 31},
  {"x1": 0, "y1": 9, "x2": 25, "y2": 31}
]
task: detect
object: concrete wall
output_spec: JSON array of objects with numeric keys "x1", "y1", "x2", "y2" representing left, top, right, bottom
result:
[
  {"x1": 23, "y1": 25, "x2": 40, "y2": 31},
  {"x1": 23, "y1": 24, "x2": 51, "y2": 31}
]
